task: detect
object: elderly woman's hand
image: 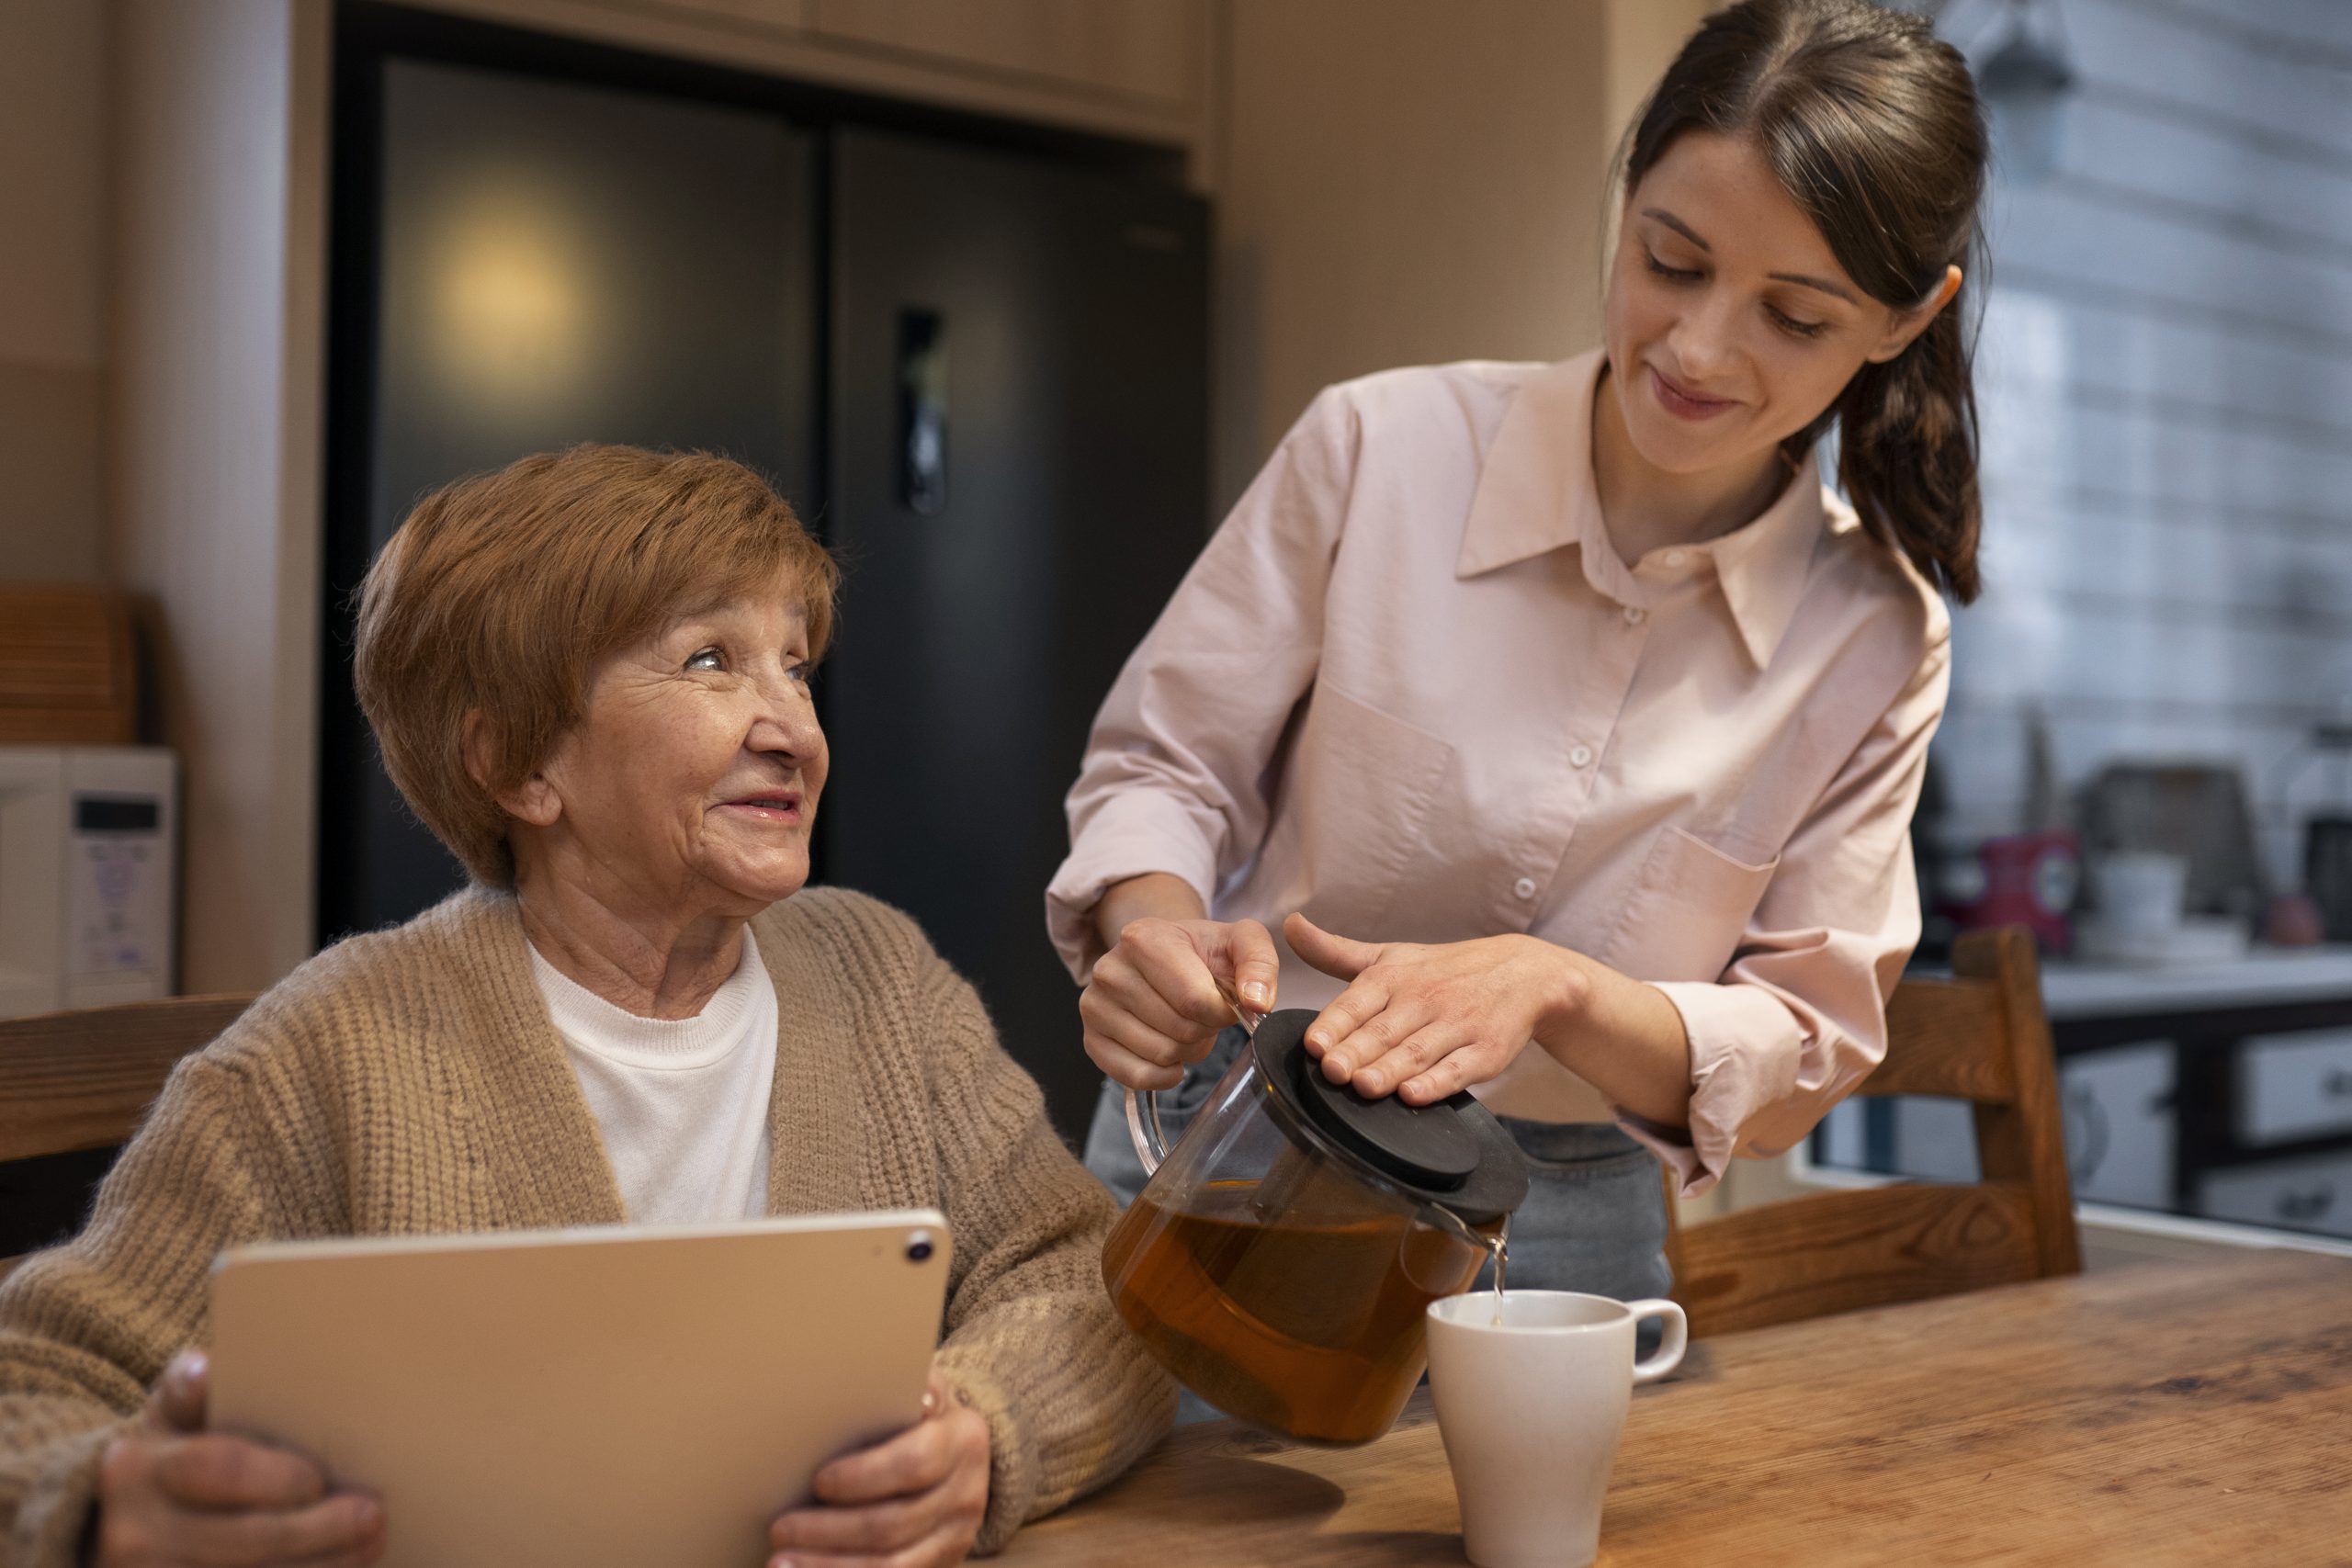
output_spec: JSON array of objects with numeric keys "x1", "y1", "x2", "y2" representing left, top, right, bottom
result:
[
  {"x1": 92, "y1": 1351, "x2": 387, "y2": 1568},
  {"x1": 766, "y1": 1365, "x2": 991, "y2": 1568}
]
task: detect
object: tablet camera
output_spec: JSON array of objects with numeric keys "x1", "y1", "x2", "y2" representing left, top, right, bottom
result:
[{"x1": 906, "y1": 1230, "x2": 936, "y2": 1264}]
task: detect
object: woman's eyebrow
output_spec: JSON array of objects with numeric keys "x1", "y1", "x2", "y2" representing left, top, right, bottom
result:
[
  {"x1": 1641, "y1": 207, "x2": 1709, "y2": 251},
  {"x1": 1643, "y1": 204, "x2": 1860, "y2": 305},
  {"x1": 1768, "y1": 270, "x2": 1859, "y2": 304}
]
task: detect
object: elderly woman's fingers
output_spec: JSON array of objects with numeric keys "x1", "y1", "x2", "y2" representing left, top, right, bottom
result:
[
  {"x1": 772, "y1": 1393, "x2": 989, "y2": 1568},
  {"x1": 160, "y1": 1493, "x2": 384, "y2": 1565},
  {"x1": 808, "y1": 1405, "x2": 961, "y2": 1506},
  {"x1": 91, "y1": 1459, "x2": 381, "y2": 1568},
  {"x1": 148, "y1": 1348, "x2": 209, "y2": 1433},
  {"x1": 152, "y1": 1432, "x2": 332, "y2": 1512}
]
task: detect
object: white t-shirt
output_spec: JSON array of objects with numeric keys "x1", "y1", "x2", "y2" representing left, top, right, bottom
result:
[{"x1": 528, "y1": 930, "x2": 776, "y2": 1224}]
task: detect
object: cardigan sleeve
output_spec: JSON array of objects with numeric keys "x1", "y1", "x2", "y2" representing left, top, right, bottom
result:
[
  {"x1": 913, "y1": 953, "x2": 1176, "y2": 1552},
  {"x1": 0, "y1": 1055, "x2": 277, "y2": 1566}
]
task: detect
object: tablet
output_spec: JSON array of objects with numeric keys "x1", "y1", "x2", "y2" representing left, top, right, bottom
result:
[{"x1": 209, "y1": 1210, "x2": 951, "y2": 1568}]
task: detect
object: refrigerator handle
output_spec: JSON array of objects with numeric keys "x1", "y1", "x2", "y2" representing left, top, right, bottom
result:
[{"x1": 897, "y1": 308, "x2": 948, "y2": 516}]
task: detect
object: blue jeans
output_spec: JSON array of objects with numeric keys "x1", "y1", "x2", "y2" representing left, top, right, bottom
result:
[{"x1": 1084, "y1": 1027, "x2": 1673, "y2": 1419}]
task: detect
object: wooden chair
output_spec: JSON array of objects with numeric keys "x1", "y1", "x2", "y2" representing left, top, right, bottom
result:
[
  {"x1": 1664, "y1": 926, "x2": 2080, "y2": 1338},
  {"x1": 0, "y1": 994, "x2": 254, "y2": 1280}
]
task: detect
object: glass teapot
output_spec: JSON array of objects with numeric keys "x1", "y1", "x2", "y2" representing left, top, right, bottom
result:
[{"x1": 1101, "y1": 1002, "x2": 1529, "y2": 1445}]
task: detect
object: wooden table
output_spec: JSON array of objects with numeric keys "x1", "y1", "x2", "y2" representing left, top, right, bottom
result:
[{"x1": 1001, "y1": 1252, "x2": 2352, "y2": 1566}]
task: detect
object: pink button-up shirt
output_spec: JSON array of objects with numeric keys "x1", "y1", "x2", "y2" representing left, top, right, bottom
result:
[{"x1": 1047, "y1": 352, "x2": 1950, "y2": 1194}]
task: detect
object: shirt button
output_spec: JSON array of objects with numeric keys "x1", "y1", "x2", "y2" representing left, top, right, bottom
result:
[
  {"x1": 1623, "y1": 604, "x2": 1647, "y2": 626},
  {"x1": 1513, "y1": 876, "x2": 1538, "y2": 900},
  {"x1": 1570, "y1": 743, "x2": 1595, "y2": 768}
]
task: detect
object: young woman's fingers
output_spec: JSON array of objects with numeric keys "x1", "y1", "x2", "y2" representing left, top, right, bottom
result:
[
  {"x1": 1213, "y1": 919, "x2": 1282, "y2": 1012},
  {"x1": 1084, "y1": 963, "x2": 1213, "y2": 1046},
  {"x1": 1082, "y1": 1033, "x2": 1184, "y2": 1091},
  {"x1": 1080, "y1": 998, "x2": 1202, "y2": 1077},
  {"x1": 1351, "y1": 1021, "x2": 1476, "y2": 1099},
  {"x1": 1283, "y1": 913, "x2": 1384, "y2": 985},
  {"x1": 1122, "y1": 929, "x2": 1237, "y2": 1032},
  {"x1": 1400, "y1": 1041, "x2": 1511, "y2": 1105},
  {"x1": 1305, "y1": 984, "x2": 1405, "y2": 1078}
]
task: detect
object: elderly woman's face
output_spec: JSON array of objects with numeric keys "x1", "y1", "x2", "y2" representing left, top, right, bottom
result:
[{"x1": 528, "y1": 592, "x2": 826, "y2": 913}]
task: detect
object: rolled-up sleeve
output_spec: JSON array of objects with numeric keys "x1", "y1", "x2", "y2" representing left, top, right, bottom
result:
[
  {"x1": 1045, "y1": 388, "x2": 1358, "y2": 981},
  {"x1": 1628, "y1": 630, "x2": 1951, "y2": 1196}
]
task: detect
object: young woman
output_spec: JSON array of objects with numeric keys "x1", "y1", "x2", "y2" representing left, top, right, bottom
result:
[{"x1": 1048, "y1": 0, "x2": 1988, "y2": 1303}]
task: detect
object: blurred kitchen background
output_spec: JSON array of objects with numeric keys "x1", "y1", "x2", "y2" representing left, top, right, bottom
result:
[{"x1": 3, "y1": 0, "x2": 2349, "y2": 1262}]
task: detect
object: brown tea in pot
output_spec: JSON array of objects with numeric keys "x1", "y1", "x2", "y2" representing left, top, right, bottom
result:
[{"x1": 1102, "y1": 1173, "x2": 1493, "y2": 1444}]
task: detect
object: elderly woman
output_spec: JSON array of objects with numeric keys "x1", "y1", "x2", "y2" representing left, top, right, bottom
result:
[{"x1": 0, "y1": 446, "x2": 1173, "y2": 1567}]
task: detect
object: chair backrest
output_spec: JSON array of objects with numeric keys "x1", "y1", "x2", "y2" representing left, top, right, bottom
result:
[
  {"x1": 1663, "y1": 926, "x2": 2079, "y2": 1338},
  {"x1": 0, "y1": 994, "x2": 254, "y2": 1279}
]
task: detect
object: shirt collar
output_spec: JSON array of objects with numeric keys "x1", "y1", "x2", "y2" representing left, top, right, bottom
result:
[{"x1": 1454, "y1": 348, "x2": 1830, "y2": 670}]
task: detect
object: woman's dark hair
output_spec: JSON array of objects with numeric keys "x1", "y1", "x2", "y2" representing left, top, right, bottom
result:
[{"x1": 1624, "y1": 0, "x2": 1989, "y2": 604}]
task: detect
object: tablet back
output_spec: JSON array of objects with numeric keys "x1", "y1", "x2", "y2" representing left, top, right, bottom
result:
[{"x1": 209, "y1": 1211, "x2": 950, "y2": 1568}]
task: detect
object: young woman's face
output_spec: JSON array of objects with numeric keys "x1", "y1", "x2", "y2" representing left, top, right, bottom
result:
[{"x1": 1602, "y1": 130, "x2": 1951, "y2": 477}]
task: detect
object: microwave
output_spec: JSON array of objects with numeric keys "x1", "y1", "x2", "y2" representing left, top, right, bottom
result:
[{"x1": 0, "y1": 746, "x2": 178, "y2": 1020}]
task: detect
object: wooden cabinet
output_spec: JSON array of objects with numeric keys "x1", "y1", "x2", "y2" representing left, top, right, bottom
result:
[
  {"x1": 651, "y1": 0, "x2": 809, "y2": 33},
  {"x1": 421, "y1": 0, "x2": 1211, "y2": 157},
  {"x1": 808, "y1": 0, "x2": 1205, "y2": 108}
]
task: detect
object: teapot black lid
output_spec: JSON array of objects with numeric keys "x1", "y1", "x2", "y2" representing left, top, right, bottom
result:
[{"x1": 1250, "y1": 1009, "x2": 1530, "y2": 1225}]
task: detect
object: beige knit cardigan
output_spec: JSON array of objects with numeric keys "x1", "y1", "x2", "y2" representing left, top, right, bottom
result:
[{"x1": 0, "y1": 885, "x2": 1173, "y2": 1564}]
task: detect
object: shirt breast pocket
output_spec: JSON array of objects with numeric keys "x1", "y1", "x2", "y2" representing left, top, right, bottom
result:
[
  {"x1": 1279, "y1": 682, "x2": 1454, "y2": 934},
  {"x1": 1602, "y1": 826, "x2": 1781, "y2": 983}
]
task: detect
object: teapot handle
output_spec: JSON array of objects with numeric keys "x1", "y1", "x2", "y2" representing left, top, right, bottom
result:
[
  {"x1": 1125, "y1": 981, "x2": 1264, "y2": 1181},
  {"x1": 1125, "y1": 1086, "x2": 1172, "y2": 1179}
]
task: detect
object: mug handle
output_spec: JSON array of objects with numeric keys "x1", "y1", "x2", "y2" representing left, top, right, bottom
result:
[{"x1": 1623, "y1": 1299, "x2": 1689, "y2": 1384}]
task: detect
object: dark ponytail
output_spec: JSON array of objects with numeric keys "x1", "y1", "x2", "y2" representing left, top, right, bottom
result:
[{"x1": 1625, "y1": 0, "x2": 1989, "y2": 604}]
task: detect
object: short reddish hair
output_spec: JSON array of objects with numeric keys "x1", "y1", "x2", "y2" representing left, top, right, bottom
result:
[{"x1": 354, "y1": 445, "x2": 838, "y2": 887}]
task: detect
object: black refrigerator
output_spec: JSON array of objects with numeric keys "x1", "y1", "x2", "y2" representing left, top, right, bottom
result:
[{"x1": 320, "y1": 25, "x2": 1209, "y2": 1140}]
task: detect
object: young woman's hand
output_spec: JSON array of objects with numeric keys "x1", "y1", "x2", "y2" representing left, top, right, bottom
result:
[
  {"x1": 1081, "y1": 875, "x2": 1279, "y2": 1089},
  {"x1": 767, "y1": 1366, "x2": 991, "y2": 1568},
  {"x1": 93, "y1": 1350, "x2": 386, "y2": 1568},
  {"x1": 1285, "y1": 913, "x2": 1583, "y2": 1105}
]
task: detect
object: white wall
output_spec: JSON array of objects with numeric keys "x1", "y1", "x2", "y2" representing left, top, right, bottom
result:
[
  {"x1": 1935, "y1": 0, "x2": 2352, "y2": 887},
  {"x1": 0, "y1": 0, "x2": 109, "y2": 584},
  {"x1": 111, "y1": 0, "x2": 329, "y2": 992}
]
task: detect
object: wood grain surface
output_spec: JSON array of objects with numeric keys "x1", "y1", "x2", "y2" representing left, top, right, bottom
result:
[
  {"x1": 0, "y1": 993, "x2": 252, "y2": 1161},
  {"x1": 0, "y1": 582, "x2": 136, "y2": 744},
  {"x1": 1001, "y1": 1251, "x2": 2352, "y2": 1567}
]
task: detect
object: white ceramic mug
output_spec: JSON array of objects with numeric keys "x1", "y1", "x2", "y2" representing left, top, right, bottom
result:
[
  {"x1": 1425, "y1": 1291, "x2": 1689, "y2": 1568},
  {"x1": 2091, "y1": 851, "x2": 2188, "y2": 938}
]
